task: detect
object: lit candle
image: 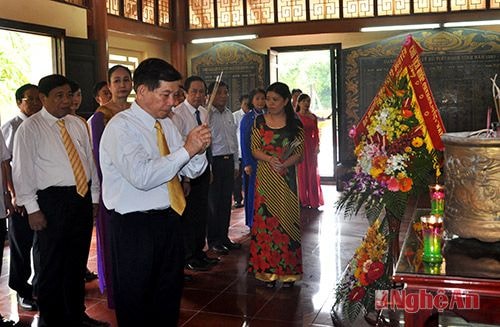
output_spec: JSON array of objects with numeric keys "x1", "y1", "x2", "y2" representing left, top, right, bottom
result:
[
  {"x1": 420, "y1": 215, "x2": 444, "y2": 263},
  {"x1": 429, "y1": 184, "x2": 445, "y2": 215}
]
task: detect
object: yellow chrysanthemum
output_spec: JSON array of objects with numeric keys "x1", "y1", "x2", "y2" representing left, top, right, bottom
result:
[
  {"x1": 404, "y1": 146, "x2": 412, "y2": 153},
  {"x1": 412, "y1": 137, "x2": 423, "y2": 148}
]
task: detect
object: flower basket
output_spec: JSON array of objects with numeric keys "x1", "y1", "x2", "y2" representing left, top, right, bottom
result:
[{"x1": 332, "y1": 215, "x2": 394, "y2": 325}]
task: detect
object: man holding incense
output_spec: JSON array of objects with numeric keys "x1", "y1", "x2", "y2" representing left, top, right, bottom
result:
[{"x1": 206, "y1": 80, "x2": 240, "y2": 254}]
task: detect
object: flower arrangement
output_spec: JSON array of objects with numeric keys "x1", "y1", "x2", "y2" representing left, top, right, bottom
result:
[
  {"x1": 333, "y1": 217, "x2": 393, "y2": 323},
  {"x1": 338, "y1": 73, "x2": 442, "y2": 221}
]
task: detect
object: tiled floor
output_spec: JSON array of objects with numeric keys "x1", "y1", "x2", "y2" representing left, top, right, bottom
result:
[{"x1": 0, "y1": 185, "x2": 372, "y2": 326}]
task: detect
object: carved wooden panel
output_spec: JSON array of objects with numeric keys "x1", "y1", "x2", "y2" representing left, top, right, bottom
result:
[{"x1": 191, "y1": 42, "x2": 266, "y2": 111}]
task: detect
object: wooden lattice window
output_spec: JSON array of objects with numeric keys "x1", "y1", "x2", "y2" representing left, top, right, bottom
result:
[
  {"x1": 218, "y1": 0, "x2": 245, "y2": 27},
  {"x1": 309, "y1": 0, "x2": 340, "y2": 20},
  {"x1": 413, "y1": 0, "x2": 447, "y2": 13},
  {"x1": 277, "y1": 0, "x2": 307, "y2": 23},
  {"x1": 159, "y1": 0, "x2": 170, "y2": 26},
  {"x1": 378, "y1": 0, "x2": 411, "y2": 16},
  {"x1": 450, "y1": 0, "x2": 486, "y2": 10},
  {"x1": 343, "y1": 0, "x2": 375, "y2": 18},
  {"x1": 246, "y1": 0, "x2": 275, "y2": 25},
  {"x1": 124, "y1": 0, "x2": 138, "y2": 20},
  {"x1": 107, "y1": 0, "x2": 121, "y2": 15},
  {"x1": 190, "y1": 0, "x2": 215, "y2": 29}
]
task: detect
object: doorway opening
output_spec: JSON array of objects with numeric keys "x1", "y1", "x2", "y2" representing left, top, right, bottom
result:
[
  {"x1": 268, "y1": 45, "x2": 340, "y2": 182},
  {"x1": 0, "y1": 23, "x2": 61, "y2": 124}
]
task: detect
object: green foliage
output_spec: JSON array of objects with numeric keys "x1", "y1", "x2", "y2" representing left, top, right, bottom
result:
[{"x1": 0, "y1": 30, "x2": 31, "y2": 118}]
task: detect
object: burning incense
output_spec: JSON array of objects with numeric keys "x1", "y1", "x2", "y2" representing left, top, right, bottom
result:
[
  {"x1": 205, "y1": 71, "x2": 224, "y2": 125},
  {"x1": 491, "y1": 74, "x2": 500, "y2": 123}
]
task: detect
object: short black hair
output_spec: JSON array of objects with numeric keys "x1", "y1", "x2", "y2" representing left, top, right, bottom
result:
[
  {"x1": 133, "y1": 58, "x2": 182, "y2": 92},
  {"x1": 184, "y1": 75, "x2": 206, "y2": 93},
  {"x1": 239, "y1": 94, "x2": 249, "y2": 103},
  {"x1": 38, "y1": 74, "x2": 70, "y2": 96},
  {"x1": 108, "y1": 65, "x2": 132, "y2": 83},
  {"x1": 15, "y1": 84, "x2": 38, "y2": 102},
  {"x1": 291, "y1": 88, "x2": 302, "y2": 94},
  {"x1": 207, "y1": 80, "x2": 228, "y2": 94},
  {"x1": 68, "y1": 80, "x2": 81, "y2": 93},
  {"x1": 92, "y1": 81, "x2": 107, "y2": 97}
]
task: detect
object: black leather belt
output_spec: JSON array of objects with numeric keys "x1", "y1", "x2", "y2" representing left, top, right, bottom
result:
[
  {"x1": 213, "y1": 154, "x2": 233, "y2": 160},
  {"x1": 140, "y1": 208, "x2": 174, "y2": 215}
]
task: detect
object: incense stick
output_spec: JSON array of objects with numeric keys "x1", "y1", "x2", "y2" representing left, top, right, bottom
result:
[{"x1": 205, "y1": 71, "x2": 224, "y2": 125}]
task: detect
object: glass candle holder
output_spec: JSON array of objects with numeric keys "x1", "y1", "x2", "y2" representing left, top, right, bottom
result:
[
  {"x1": 423, "y1": 262, "x2": 441, "y2": 275},
  {"x1": 420, "y1": 215, "x2": 444, "y2": 263},
  {"x1": 429, "y1": 184, "x2": 445, "y2": 215}
]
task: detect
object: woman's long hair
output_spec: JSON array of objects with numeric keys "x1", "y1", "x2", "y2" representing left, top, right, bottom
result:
[{"x1": 265, "y1": 82, "x2": 302, "y2": 138}]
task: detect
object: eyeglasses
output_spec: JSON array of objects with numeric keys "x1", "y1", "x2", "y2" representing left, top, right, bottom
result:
[{"x1": 22, "y1": 97, "x2": 41, "y2": 103}]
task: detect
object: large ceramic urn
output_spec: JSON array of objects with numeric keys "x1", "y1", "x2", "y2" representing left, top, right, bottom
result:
[{"x1": 442, "y1": 132, "x2": 500, "y2": 242}]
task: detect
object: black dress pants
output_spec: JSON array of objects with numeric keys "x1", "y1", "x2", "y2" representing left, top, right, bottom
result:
[
  {"x1": 8, "y1": 209, "x2": 35, "y2": 299},
  {"x1": 35, "y1": 186, "x2": 93, "y2": 327},
  {"x1": 110, "y1": 209, "x2": 184, "y2": 327},
  {"x1": 207, "y1": 155, "x2": 235, "y2": 247},
  {"x1": 232, "y1": 158, "x2": 243, "y2": 204},
  {"x1": 0, "y1": 218, "x2": 6, "y2": 273},
  {"x1": 182, "y1": 167, "x2": 210, "y2": 262}
]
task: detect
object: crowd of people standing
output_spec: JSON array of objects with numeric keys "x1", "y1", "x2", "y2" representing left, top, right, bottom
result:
[{"x1": 0, "y1": 56, "x2": 325, "y2": 326}]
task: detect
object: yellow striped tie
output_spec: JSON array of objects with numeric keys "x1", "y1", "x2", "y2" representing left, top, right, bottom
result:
[
  {"x1": 154, "y1": 121, "x2": 186, "y2": 215},
  {"x1": 57, "y1": 119, "x2": 88, "y2": 197}
]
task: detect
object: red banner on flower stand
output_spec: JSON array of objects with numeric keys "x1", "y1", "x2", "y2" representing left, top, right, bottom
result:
[{"x1": 355, "y1": 35, "x2": 446, "y2": 151}]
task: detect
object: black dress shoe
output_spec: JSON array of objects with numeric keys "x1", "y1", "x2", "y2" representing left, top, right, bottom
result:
[
  {"x1": 224, "y1": 241, "x2": 242, "y2": 250},
  {"x1": 0, "y1": 314, "x2": 15, "y2": 327},
  {"x1": 202, "y1": 256, "x2": 220, "y2": 265},
  {"x1": 185, "y1": 259, "x2": 210, "y2": 271},
  {"x1": 81, "y1": 313, "x2": 110, "y2": 327},
  {"x1": 84, "y1": 269, "x2": 98, "y2": 282},
  {"x1": 17, "y1": 294, "x2": 37, "y2": 311},
  {"x1": 211, "y1": 244, "x2": 229, "y2": 255}
]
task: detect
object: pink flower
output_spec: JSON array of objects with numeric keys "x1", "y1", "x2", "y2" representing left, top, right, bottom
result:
[
  {"x1": 348, "y1": 125, "x2": 357, "y2": 139},
  {"x1": 387, "y1": 177, "x2": 400, "y2": 192}
]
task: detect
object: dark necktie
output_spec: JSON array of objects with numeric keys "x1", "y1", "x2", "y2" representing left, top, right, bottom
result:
[
  {"x1": 195, "y1": 109, "x2": 202, "y2": 126},
  {"x1": 195, "y1": 109, "x2": 212, "y2": 164}
]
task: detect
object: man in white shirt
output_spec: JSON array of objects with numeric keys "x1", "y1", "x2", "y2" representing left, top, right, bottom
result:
[
  {"x1": 0, "y1": 130, "x2": 15, "y2": 327},
  {"x1": 206, "y1": 81, "x2": 240, "y2": 254},
  {"x1": 12, "y1": 74, "x2": 105, "y2": 327},
  {"x1": 171, "y1": 75, "x2": 219, "y2": 272},
  {"x1": 2, "y1": 83, "x2": 42, "y2": 312},
  {"x1": 99, "y1": 58, "x2": 211, "y2": 326},
  {"x1": 232, "y1": 94, "x2": 249, "y2": 208}
]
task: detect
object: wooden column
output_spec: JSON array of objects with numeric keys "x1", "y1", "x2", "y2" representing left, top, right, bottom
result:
[
  {"x1": 171, "y1": 0, "x2": 187, "y2": 77},
  {"x1": 88, "y1": 0, "x2": 109, "y2": 82}
]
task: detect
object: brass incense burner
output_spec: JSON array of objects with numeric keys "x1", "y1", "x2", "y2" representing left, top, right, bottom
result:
[{"x1": 442, "y1": 132, "x2": 500, "y2": 242}]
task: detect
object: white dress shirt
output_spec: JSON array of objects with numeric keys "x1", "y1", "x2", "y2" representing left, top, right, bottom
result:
[
  {"x1": 2, "y1": 112, "x2": 27, "y2": 153},
  {"x1": 171, "y1": 99, "x2": 208, "y2": 140},
  {"x1": 209, "y1": 106, "x2": 239, "y2": 169},
  {"x1": 99, "y1": 101, "x2": 208, "y2": 215},
  {"x1": 12, "y1": 108, "x2": 100, "y2": 214},
  {"x1": 0, "y1": 133, "x2": 10, "y2": 218},
  {"x1": 232, "y1": 108, "x2": 245, "y2": 159}
]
